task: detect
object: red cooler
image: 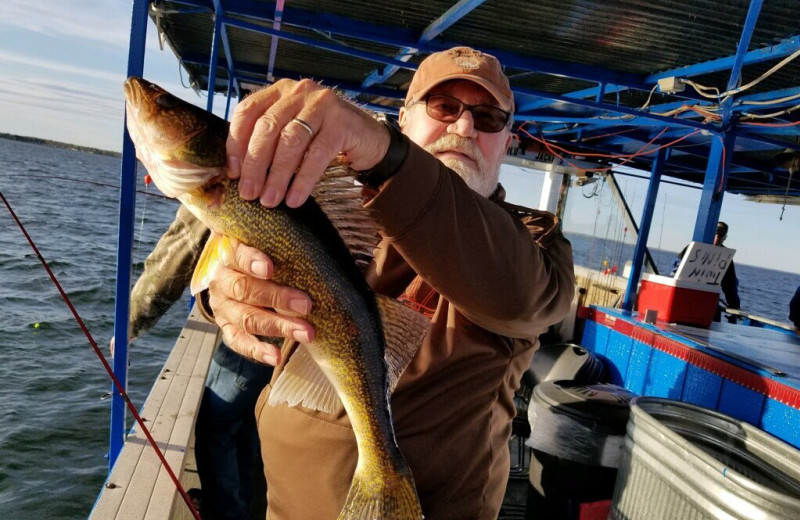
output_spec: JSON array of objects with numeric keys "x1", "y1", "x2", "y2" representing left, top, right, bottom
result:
[{"x1": 637, "y1": 273, "x2": 721, "y2": 327}]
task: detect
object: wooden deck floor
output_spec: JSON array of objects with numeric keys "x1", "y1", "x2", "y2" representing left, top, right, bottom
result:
[{"x1": 89, "y1": 306, "x2": 220, "y2": 520}]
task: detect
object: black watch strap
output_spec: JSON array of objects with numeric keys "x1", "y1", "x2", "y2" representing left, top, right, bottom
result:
[{"x1": 356, "y1": 121, "x2": 409, "y2": 189}]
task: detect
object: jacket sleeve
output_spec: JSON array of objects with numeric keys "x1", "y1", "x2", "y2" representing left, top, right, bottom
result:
[
  {"x1": 364, "y1": 141, "x2": 575, "y2": 339},
  {"x1": 720, "y1": 260, "x2": 740, "y2": 310},
  {"x1": 790, "y1": 285, "x2": 800, "y2": 329},
  {"x1": 128, "y1": 205, "x2": 210, "y2": 339}
]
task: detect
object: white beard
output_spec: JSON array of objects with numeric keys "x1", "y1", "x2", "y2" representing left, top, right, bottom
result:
[{"x1": 424, "y1": 134, "x2": 501, "y2": 197}]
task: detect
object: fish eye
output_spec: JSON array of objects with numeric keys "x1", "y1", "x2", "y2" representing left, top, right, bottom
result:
[{"x1": 156, "y1": 94, "x2": 180, "y2": 108}]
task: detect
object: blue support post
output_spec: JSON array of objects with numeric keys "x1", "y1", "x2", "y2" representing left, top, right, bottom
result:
[
  {"x1": 211, "y1": 0, "x2": 241, "y2": 100},
  {"x1": 692, "y1": 131, "x2": 737, "y2": 242},
  {"x1": 267, "y1": 0, "x2": 285, "y2": 80},
  {"x1": 206, "y1": 10, "x2": 223, "y2": 112},
  {"x1": 693, "y1": 0, "x2": 762, "y2": 242},
  {"x1": 225, "y1": 74, "x2": 234, "y2": 120},
  {"x1": 110, "y1": 0, "x2": 149, "y2": 471},
  {"x1": 623, "y1": 148, "x2": 666, "y2": 311}
]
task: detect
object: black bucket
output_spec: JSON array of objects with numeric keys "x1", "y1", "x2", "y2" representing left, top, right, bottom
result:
[
  {"x1": 525, "y1": 381, "x2": 635, "y2": 520},
  {"x1": 530, "y1": 342, "x2": 607, "y2": 386}
]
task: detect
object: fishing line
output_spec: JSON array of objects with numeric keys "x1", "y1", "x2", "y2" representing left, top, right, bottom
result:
[
  {"x1": 5, "y1": 174, "x2": 171, "y2": 200},
  {"x1": 657, "y1": 192, "x2": 667, "y2": 269},
  {"x1": 133, "y1": 176, "x2": 152, "y2": 278},
  {"x1": 0, "y1": 189, "x2": 203, "y2": 520}
]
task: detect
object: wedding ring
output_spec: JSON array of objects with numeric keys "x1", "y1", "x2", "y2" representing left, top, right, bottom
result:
[{"x1": 290, "y1": 117, "x2": 315, "y2": 138}]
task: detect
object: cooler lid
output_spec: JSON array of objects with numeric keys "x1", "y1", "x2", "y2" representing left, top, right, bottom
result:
[
  {"x1": 533, "y1": 380, "x2": 636, "y2": 432},
  {"x1": 642, "y1": 273, "x2": 722, "y2": 293}
]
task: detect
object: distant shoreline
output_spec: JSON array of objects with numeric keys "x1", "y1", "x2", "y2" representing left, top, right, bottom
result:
[{"x1": 0, "y1": 133, "x2": 121, "y2": 158}]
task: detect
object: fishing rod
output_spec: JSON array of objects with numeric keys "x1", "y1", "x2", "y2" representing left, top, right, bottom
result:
[
  {"x1": 0, "y1": 189, "x2": 203, "y2": 520},
  {"x1": 5, "y1": 174, "x2": 172, "y2": 200}
]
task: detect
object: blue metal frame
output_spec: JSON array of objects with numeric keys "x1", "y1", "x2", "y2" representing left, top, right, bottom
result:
[
  {"x1": 362, "y1": 0, "x2": 486, "y2": 88},
  {"x1": 206, "y1": 9, "x2": 223, "y2": 112},
  {"x1": 110, "y1": 0, "x2": 149, "y2": 471},
  {"x1": 267, "y1": 0, "x2": 285, "y2": 81},
  {"x1": 167, "y1": 0, "x2": 800, "y2": 165},
  {"x1": 520, "y1": 34, "x2": 800, "y2": 113},
  {"x1": 693, "y1": 130, "x2": 739, "y2": 242},
  {"x1": 210, "y1": 0, "x2": 241, "y2": 101},
  {"x1": 220, "y1": 15, "x2": 419, "y2": 72},
  {"x1": 179, "y1": 55, "x2": 406, "y2": 100},
  {"x1": 622, "y1": 148, "x2": 666, "y2": 311}
]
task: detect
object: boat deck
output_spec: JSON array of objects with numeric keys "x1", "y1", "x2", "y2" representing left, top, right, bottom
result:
[{"x1": 89, "y1": 306, "x2": 221, "y2": 520}]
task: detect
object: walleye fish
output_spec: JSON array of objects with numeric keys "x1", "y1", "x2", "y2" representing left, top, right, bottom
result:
[{"x1": 123, "y1": 77, "x2": 428, "y2": 519}]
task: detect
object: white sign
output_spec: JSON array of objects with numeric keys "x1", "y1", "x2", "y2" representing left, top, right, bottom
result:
[{"x1": 674, "y1": 242, "x2": 736, "y2": 286}]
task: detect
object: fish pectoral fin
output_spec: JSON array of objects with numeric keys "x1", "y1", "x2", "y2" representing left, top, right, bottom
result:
[
  {"x1": 378, "y1": 295, "x2": 430, "y2": 394},
  {"x1": 190, "y1": 231, "x2": 237, "y2": 295},
  {"x1": 268, "y1": 345, "x2": 342, "y2": 414}
]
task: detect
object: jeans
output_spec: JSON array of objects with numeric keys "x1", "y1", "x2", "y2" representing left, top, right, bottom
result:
[{"x1": 195, "y1": 343, "x2": 274, "y2": 520}]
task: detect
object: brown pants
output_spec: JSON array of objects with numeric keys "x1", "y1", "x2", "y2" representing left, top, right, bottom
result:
[{"x1": 255, "y1": 385, "x2": 357, "y2": 520}]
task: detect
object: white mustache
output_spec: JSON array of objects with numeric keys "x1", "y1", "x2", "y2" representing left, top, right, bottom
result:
[{"x1": 425, "y1": 134, "x2": 482, "y2": 166}]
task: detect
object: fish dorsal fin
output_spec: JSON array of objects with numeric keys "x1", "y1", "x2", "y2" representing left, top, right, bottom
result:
[
  {"x1": 377, "y1": 294, "x2": 430, "y2": 393},
  {"x1": 190, "y1": 231, "x2": 237, "y2": 295},
  {"x1": 268, "y1": 295, "x2": 430, "y2": 413},
  {"x1": 268, "y1": 345, "x2": 341, "y2": 414},
  {"x1": 312, "y1": 158, "x2": 380, "y2": 270}
]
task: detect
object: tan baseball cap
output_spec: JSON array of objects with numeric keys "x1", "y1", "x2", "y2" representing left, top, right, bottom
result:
[{"x1": 405, "y1": 46, "x2": 514, "y2": 113}]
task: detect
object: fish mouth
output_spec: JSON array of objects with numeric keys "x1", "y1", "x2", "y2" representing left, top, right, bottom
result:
[{"x1": 124, "y1": 77, "x2": 160, "y2": 119}]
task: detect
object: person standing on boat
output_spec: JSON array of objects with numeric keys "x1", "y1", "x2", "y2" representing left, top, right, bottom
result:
[
  {"x1": 200, "y1": 47, "x2": 575, "y2": 519},
  {"x1": 118, "y1": 204, "x2": 273, "y2": 520},
  {"x1": 790, "y1": 284, "x2": 800, "y2": 333},
  {"x1": 671, "y1": 221, "x2": 741, "y2": 322}
]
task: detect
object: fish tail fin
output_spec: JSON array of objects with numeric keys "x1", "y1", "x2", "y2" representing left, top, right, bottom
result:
[{"x1": 337, "y1": 467, "x2": 423, "y2": 520}]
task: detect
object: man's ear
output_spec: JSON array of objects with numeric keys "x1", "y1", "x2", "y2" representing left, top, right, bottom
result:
[
  {"x1": 503, "y1": 130, "x2": 513, "y2": 150},
  {"x1": 398, "y1": 106, "x2": 408, "y2": 131}
]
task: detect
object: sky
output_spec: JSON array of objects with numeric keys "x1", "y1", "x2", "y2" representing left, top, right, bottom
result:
[{"x1": 0, "y1": 0, "x2": 798, "y2": 275}]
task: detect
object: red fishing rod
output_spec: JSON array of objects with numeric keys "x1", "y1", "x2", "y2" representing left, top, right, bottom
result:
[{"x1": 0, "y1": 189, "x2": 203, "y2": 520}]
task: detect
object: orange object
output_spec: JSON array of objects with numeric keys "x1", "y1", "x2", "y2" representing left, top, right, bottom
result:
[{"x1": 144, "y1": 174, "x2": 152, "y2": 186}]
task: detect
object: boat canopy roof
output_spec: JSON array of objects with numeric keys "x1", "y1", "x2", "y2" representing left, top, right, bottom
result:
[{"x1": 149, "y1": 0, "x2": 800, "y2": 197}]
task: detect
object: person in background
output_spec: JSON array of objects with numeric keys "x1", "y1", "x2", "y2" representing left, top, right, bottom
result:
[
  {"x1": 118, "y1": 204, "x2": 272, "y2": 520},
  {"x1": 790, "y1": 285, "x2": 800, "y2": 333},
  {"x1": 202, "y1": 46, "x2": 576, "y2": 519},
  {"x1": 671, "y1": 221, "x2": 740, "y2": 322}
]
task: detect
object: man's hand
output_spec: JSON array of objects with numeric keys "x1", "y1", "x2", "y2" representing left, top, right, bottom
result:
[
  {"x1": 226, "y1": 79, "x2": 390, "y2": 208},
  {"x1": 208, "y1": 241, "x2": 315, "y2": 366}
]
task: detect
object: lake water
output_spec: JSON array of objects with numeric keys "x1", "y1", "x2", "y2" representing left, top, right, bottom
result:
[{"x1": 0, "y1": 137, "x2": 797, "y2": 519}]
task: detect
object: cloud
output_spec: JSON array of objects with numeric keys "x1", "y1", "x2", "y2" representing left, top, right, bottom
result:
[
  {"x1": 0, "y1": 0, "x2": 133, "y2": 48},
  {"x1": 0, "y1": 0, "x2": 188, "y2": 54},
  {"x1": 0, "y1": 50, "x2": 123, "y2": 85}
]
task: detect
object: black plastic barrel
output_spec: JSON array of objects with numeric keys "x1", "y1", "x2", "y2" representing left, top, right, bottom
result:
[{"x1": 525, "y1": 381, "x2": 635, "y2": 520}]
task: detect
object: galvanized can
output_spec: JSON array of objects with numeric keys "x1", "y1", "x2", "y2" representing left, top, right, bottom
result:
[{"x1": 611, "y1": 397, "x2": 800, "y2": 520}]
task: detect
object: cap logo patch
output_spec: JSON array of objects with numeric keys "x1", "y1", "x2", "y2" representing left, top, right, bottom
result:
[
  {"x1": 454, "y1": 56, "x2": 480, "y2": 69},
  {"x1": 449, "y1": 48, "x2": 482, "y2": 69}
]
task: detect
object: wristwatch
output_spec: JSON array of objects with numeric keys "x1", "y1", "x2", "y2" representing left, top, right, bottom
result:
[{"x1": 356, "y1": 120, "x2": 409, "y2": 189}]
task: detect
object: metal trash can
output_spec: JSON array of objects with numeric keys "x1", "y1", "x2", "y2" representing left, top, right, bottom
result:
[
  {"x1": 611, "y1": 397, "x2": 800, "y2": 520},
  {"x1": 525, "y1": 381, "x2": 635, "y2": 519}
]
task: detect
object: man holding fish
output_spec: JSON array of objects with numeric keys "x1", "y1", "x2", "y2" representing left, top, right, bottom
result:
[{"x1": 206, "y1": 47, "x2": 575, "y2": 519}]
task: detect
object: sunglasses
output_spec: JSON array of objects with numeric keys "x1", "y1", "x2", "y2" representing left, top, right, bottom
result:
[{"x1": 414, "y1": 94, "x2": 511, "y2": 133}]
